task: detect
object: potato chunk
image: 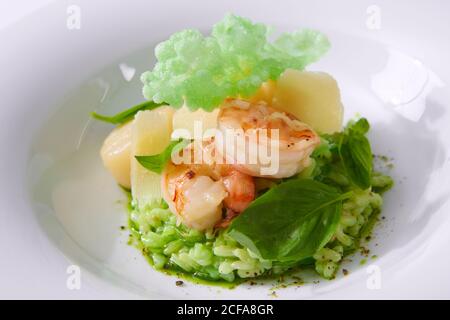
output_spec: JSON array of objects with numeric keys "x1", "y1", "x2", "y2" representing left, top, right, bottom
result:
[
  {"x1": 131, "y1": 106, "x2": 174, "y2": 208},
  {"x1": 172, "y1": 105, "x2": 219, "y2": 140},
  {"x1": 100, "y1": 121, "x2": 132, "y2": 188},
  {"x1": 249, "y1": 80, "x2": 277, "y2": 105},
  {"x1": 273, "y1": 69, "x2": 344, "y2": 134}
]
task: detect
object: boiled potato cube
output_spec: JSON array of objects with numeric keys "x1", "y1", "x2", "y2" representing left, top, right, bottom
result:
[
  {"x1": 131, "y1": 106, "x2": 174, "y2": 208},
  {"x1": 249, "y1": 80, "x2": 277, "y2": 105},
  {"x1": 274, "y1": 69, "x2": 343, "y2": 134},
  {"x1": 100, "y1": 121, "x2": 133, "y2": 189},
  {"x1": 172, "y1": 105, "x2": 219, "y2": 140}
]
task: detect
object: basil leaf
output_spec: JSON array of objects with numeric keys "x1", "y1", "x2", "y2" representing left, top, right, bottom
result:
[
  {"x1": 228, "y1": 179, "x2": 351, "y2": 262},
  {"x1": 347, "y1": 117, "x2": 369, "y2": 135},
  {"x1": 135, "y1": 139, "x2": 189, "y2": 174},
  {"x1": 339, "y1": 118, "x2": 373, "y2": 189},
  {"x1": 91, "y1": 101, "x2": 165, "y2": 124}
]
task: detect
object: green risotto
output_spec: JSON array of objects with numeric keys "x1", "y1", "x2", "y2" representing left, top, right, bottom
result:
[{"x1": 127, "y1": 119, "x2": 393, "y2": 283}]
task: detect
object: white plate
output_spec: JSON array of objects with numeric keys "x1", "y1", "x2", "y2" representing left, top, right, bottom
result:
[{"x1": 1, "y1": 0, "x2": 450, "y2": 299}]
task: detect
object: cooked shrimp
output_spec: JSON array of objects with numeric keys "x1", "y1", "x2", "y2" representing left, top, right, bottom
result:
[
  {"x1": 215, "y1": 165, "x2": 255, "y2": 214},
  {"x1": 216, "y1": 99, "x2": 320, "y2": 178},
  {"x1": 213, "y1": 166, "x2": 256, "y2": 229},
  {"x1": 162, "y1": 163, "x2": 227, "y2": 230},
  {"x1": 162, "y1": 140, "x2": 255, "y2": 230}
]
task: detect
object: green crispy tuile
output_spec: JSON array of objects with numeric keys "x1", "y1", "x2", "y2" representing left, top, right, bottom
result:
[{"x1": 141, "y1": 14, "x2": 330, "y2": 110}]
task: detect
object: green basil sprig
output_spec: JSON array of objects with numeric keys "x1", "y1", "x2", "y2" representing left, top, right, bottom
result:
[
  {"x1": 228, "y1": 179, "x2": 352, "y2": 262},
  {"x1": 135, "y1": 139, "x2": 189, "y2": 174},
  {"x1": 91, "y1": 101, "x2": 165, "y2": 124},
  {"x1": 338, "y1": 118, "x2": 373, "y2": 189}
]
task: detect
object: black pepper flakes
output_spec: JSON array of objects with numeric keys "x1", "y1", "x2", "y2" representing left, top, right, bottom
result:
[
  {"x1": 185, "y1": 170, "x2": 195, "y2": 179},
  {"x1": 360, "y1": 247, "x2": 370, "y2": 256},
  {"x1": 175, "y1": 280, "x2": 184, "y2": 287}
]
